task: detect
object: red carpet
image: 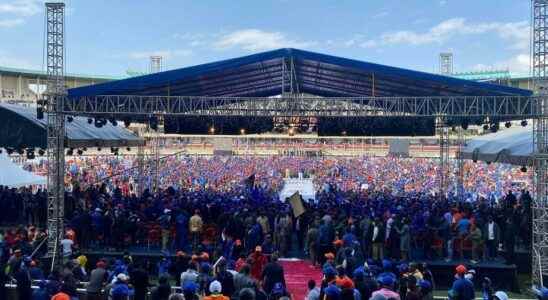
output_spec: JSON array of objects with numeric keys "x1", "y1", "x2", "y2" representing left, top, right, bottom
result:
[{"x1": 280, "y1": 259, "x2": 323, "y2": 300}]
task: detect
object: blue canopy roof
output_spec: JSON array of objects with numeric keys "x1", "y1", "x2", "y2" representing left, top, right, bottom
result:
[
  {"x1": 0, "y1": 103, "x2": 144, "y2": 148},
  {"x1": 69, "y1": 48, "x2": 532, "y2": 98}
]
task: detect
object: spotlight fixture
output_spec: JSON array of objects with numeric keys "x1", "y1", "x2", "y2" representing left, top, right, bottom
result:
[
  {"x1": 97, "y1": 147, "x2": 102, "y2": 152},
  {"x1": 521, "y1": 120, "x2": 528, "y2": 127},
  {"x1": 288, "y1": 127, "x2": 295, "y2": 136},
  {"x1": 126, "y1": 147, "x2": 131, "y2": 151},
  {"x1": 240, "y1": 128, "x2": 246, "y2": 135},
  {"x1": 94, "y1": 118, "x2": 103, "y2": 128},
  {"x1": 38, "y1": 149, "x2": 45, "y2": 156},
  {"x1": 67, "y1": 116, "x2": 74, "y2": 123},
  {"x1": 149, "y1": 115, "x2": 158, "y2": 131},
  {"x1": 505, "y1": 121, "x2": 511, "y2": 128},
  {"x1": 87, "y1": 118, "x2": 93, "y2": 124},
  {"x1": 209, "y1": 126, "x2": 215, "y2": 134},
  {"x1": 520, "y1": 166, "x2": 528, "y2": 172},
  {"x1": 490, "y1": 123, "x2": 499, "y2": 133},
  {"x1": 26, "y1": 150, "x2": 35, "y2": 160},
  {"x1": 483, "y1": 124, "x2": 489, "y2": 131}
]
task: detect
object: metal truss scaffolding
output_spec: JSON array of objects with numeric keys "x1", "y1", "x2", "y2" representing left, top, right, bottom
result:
[
  {"x1": 44, "y1": 2, "x2": 65, "y2": 269},
  {"x1": 533, "y1": 0, "x2": 548, "y2": 288},
  {"x1": 438, "y1": 123, "x2": 450, "y2": 200},
  {"x1": 152, "y1": 114, "x2": 164, "y2": 192},
  {"x1": 61, "y1": 95, "x2": 539, "y2": 118}
]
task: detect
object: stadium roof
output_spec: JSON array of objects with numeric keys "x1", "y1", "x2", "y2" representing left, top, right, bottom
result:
[
  {"x1": 68, "y1": 48, "x2": 532, "y2": 98},
  {"x1": 0, "y1": 65, "x2": 119, "y2": 81},
  {"x1": 0, "y1": 103, "x2": 144, "y2": 149}
]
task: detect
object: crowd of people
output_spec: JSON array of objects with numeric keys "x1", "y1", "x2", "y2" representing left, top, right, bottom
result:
[{"x1": 0, "y1": 154, "x2": 535, "y2": 299}]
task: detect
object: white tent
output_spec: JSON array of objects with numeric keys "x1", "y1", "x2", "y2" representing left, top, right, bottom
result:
[
  {"x1": 457, "y1": 125, "x2": 534, "y2": 166},
  {"x1": 0, "y1": 153, "x2": 46, "y2": 187}
]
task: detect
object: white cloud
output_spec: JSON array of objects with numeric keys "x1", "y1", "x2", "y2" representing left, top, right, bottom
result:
[
  {"x1": 0, "y1": 18, "x2": 24, "y2": 28},
  {"x1": 471, "y1": 53, "x2": 530, "y2": 75},
  {"x1": 439, "y1": 0, "x2": 447, "y2": 6},
  {"x1": 361, "y1": 18, "x2": 529, "y2": 49},
  {"x1": 0, "y1": 0, "x2": 43, "y2": 17},
  {"x1": 372, "y1": 11, "x2": 388, "y2": 19},
  {"x1": 214, "y1": 29, "x2": 316, "y2": 51},
  {"x1": 129, "y1": 49, "x2": 192, "y2": 60}
]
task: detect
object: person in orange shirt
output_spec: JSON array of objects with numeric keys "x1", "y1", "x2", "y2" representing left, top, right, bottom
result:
[{"x1": 203, "y1": 280, "x2": 229, "y2": 300}]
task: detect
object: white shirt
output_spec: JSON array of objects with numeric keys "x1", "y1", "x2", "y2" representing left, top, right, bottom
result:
[
  {"x1": 372, "y1": 225, "x2": 379, "y2": 241},
  {"x1": 488, "y1": 222, "x2": 495, "y2": 240},
  {"x1": 60, "y1": 239, "x2": 74, "y2": 256}
]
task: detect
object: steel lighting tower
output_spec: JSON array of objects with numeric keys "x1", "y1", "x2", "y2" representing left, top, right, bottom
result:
[
  {"x1": 533, "y1": 0, "x2": 548, "y2": 288},
  {"x1": 150, "y1": 56, "x2": 163, "y2": 73},
  {"x1": 44, "y1": 2, "x2": 66, "y2": 269},
  {"x1": 439, "y1": 53, "x2": 453, "y2": 75}
]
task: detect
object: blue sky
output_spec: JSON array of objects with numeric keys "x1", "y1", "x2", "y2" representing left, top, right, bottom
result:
[{"x1": 0, "y1": 0, "x2": 532, "y2": 77}]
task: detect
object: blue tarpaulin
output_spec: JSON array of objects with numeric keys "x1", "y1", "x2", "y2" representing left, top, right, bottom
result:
[{"x1": 69, "y1": 48, "x2": 532, "y2": 98}]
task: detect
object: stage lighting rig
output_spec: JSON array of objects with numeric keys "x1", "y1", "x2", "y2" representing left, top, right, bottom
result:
[{"x1": 505, "y1": 121, "x2": 512, "y2": 128}]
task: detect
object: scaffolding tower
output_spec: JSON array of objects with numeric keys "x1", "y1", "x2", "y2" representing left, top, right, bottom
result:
[
  {"x1": 532, "y1": 0, "x2": 548, "y2": 288},
  {"x1": 438, "y1": 124, "x2": 450, "y2": 200},
  {"x1": 439, "y1": 53, "x2": 454, "y2": 75},
  {"x1": 44, "y1": 2, "x2": 66, "y2": 269},
  {"x1": 150, "y1": 56, "x2": 163, "y2": 73}
]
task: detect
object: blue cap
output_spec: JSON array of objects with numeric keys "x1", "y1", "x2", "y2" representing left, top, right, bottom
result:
[
  {"x1": 418, "y1": 280, "x2": 432, "y2": 290},
  {"x1": 378, "y1": 275, "x2": 394, "y2": 286},
  {"x1": 272, "y1": 282, "x2": 285, "y2": 295},
  {"x1": 201, "y1": 263, "x2": 211, "y2": 273},
  {"x1": 183, "y1": 281, "x2": 198, "y2": 294},
  {"x1": 382, "y1": 259, "x2": 392, "y2": 270},
  {"x1": 353, "y1": 267, "x2": 365, "y2": 279},
  {"x1": 398, "y1": 263, "x2": 409, "y2": 273},
  {"x1": 324, "y1": 284, "x2": 341, "y2": 297}
]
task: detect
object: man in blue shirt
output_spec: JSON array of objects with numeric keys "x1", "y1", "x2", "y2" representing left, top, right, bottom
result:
[{"x1": 450, "y1": 265, "x2": 475, "y2": 300}]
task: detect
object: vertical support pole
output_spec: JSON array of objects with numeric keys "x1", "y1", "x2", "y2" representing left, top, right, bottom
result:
[
  {"x1": 532, "y1": 0, "x2": 548, "y2": 288},
  {"x1": 153, "y1": 114, "x2": 164, "y2": 193},
  {"x1": 137, "y1": 145, "x2": 145, "y2": 196},
  {"x1": 456, "y1": 128, "x2": 466, "y2": 201},
  {"x1": 44, "y1": 2, "x2": 65, "y2": 270},
  {"x1": 438, "y1": 120, "x2": 449, "y2": 201}
]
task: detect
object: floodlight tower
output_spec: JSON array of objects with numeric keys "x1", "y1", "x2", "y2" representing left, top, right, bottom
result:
[
  {"x1": 150, "y1": 55, "x2": 163, "y2": 73},
  {"x1": 439, "y1": 53, "x2": 453, "y2": 75},
  {"x1": 44, "y1": 2, "x2": 66, "y2": 269},
  {"x1": 532, "y1": 0, "x2": 548, "y2": 288}
]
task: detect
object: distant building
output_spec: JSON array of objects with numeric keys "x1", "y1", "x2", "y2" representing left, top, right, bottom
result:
[{"x1": 0, "y1": 66, "x2": 118, "y2": 105}]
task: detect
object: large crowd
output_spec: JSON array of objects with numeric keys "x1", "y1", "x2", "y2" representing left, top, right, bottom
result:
[{"x1": 0, "y1": 155, "x2": 536, "y2": 300}]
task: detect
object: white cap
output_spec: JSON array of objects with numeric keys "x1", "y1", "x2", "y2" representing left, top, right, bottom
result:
[
  {"x1": 494, "y1": 291, "x2": 508, "y2": 300},
  {"x1": 117, "y1": 273, "x2": 129, "y2": 282},
  {"x1": 209, "y1": 280, "x2": 222, "y2": 294}
]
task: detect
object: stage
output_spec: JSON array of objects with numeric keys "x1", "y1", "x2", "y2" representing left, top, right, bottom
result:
[{"x1": 80, "y1": 249, "x2": 522, "y2": 292}]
